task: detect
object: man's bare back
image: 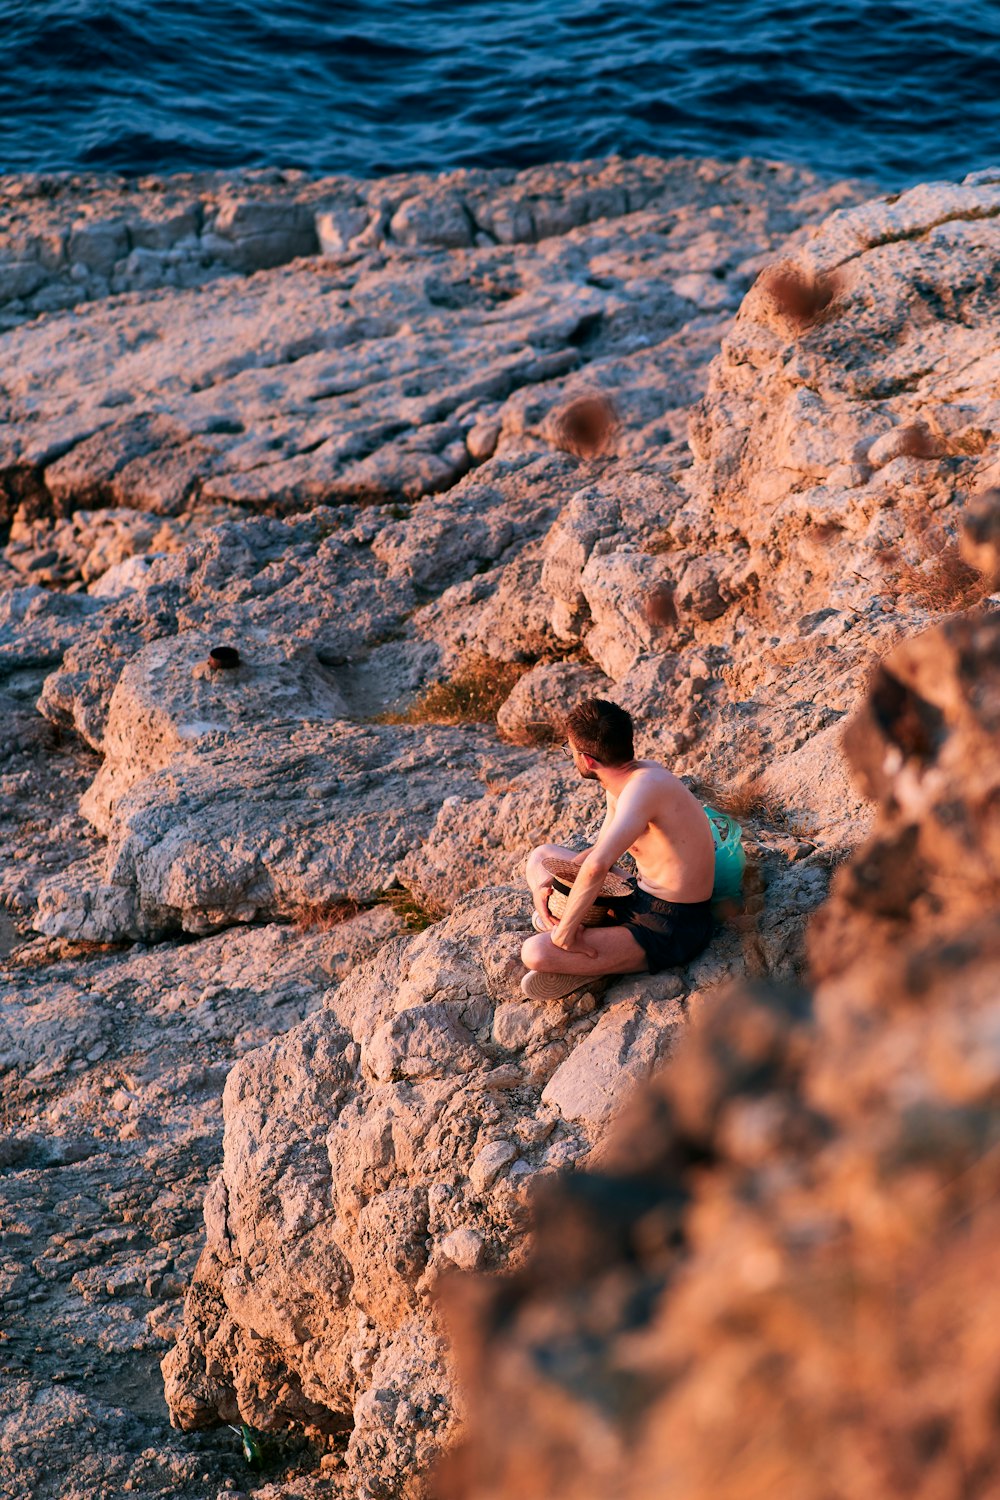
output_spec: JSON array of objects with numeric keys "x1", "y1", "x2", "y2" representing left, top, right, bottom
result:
[{"x1": 604, "y1": 761, "x2": 715, "y2": 903}]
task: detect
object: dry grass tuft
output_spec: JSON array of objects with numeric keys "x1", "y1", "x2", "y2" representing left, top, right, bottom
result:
[
  {"x1": 375, "y1": 887, "x2": 443, "y2": 932},
  {"x1": 4, "y1": 938, "x2": 129, "y2": 971},
  {"x1": 287, "y1": 889, "x2": 443, "y2": 935},
  {"x1": 643, "y1": 582, "x2": 678, "y2": 629},
  {"x1": 882, "y1": 521, "x2": 988, "y2": 613},
  {"x1": 758, "y1": 261, "x2": 843, "y2": 328},
  {"x1": 697, "y1": 773, "x2": 796, "y2": 833},
  {"x1": 642, "y1": 529, "x2": 677, "y2": 556},
  {"x1": 551, "y1": 392, "x2": 620, "y2": 459},
  {"x1": 891, "y1": 549, "x2": 986, "y2": 611},
  {"x1": 378, "y1": 655, "x2": 531, "y2": 726},
  {"x1": 501, "y1": 718, "x2": 561, "y2": 749},
  {"x1": 288, "y1": 898, "x2": 366, "y2": 932}
]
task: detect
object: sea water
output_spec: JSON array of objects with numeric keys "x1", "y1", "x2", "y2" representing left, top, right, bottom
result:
[{"x1": 1, "y1": 0, "x2": 999, "y2": 185}]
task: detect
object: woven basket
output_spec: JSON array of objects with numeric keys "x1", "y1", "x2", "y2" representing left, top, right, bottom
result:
[{"x1": 542, "y1": 856, "x2": 634, "y2": 927}]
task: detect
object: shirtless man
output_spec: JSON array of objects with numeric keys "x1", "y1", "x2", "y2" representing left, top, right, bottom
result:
[{"x1": 520, "y1": 697, "x2": 716, "y2": 1000}]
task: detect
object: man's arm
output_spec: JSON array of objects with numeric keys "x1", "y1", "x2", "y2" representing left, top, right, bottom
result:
[
  {"x1": 526, "y1": 798, "x2": 614, "y2": 930},
  {"x1": 551, "y1": 777, "x2": 654, "y2": 951}
]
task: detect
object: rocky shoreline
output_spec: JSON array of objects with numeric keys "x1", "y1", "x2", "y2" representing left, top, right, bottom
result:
[{"x1": 1, "y1": 153, "x2": 998, "y2": 1499}]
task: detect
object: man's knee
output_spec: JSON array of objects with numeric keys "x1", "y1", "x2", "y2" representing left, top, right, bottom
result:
[
  {"x1": 520, "y1": 933, "x2": 550, "y2": 971},
  {"x1": 526, "y1": 842, "x2": 552, "y2": 870},
  {"x1": 526, "y1": 842, "x2": 567, "y2": 880}
]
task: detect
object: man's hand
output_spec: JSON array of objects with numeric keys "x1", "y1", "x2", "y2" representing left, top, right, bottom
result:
[
  {"x1": 551, "y1": 922, "x2": 597, "y2": 959},
  {"x1": 532, "y1": 881, "x2": 557, "y2": 930}
]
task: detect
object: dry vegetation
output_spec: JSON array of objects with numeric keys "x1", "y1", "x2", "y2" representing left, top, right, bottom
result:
[
  {"x1": 714, "y1": 773, "x2": 796, "y2": 830},
  {"x1": 691, "y1": 768, "x2": 800, "y2": 835},
  {"x1": 804, "y1": 513, "x2": 988, "y2": 616},
  {"x1": 895, "y1": 549, "x2": 986, "y2": 609},
  {"x1": 375, "y1": 886, "x2": 444, "y2": 932},
  {"x1": 288, "y1": 898, "x2": 366, "y2": 932},
  {"x1": 881, "y1": 517, "x2": 989, "y2": 612},
  {"x1": 642, "y1": 528, "x2": 677, "y2": 555},
  {"x1": 550, "y1": 391, "x2": 620, "y2": 459},
  {"x1": 288, "y1": 889, "x2": 442, "y2": 934},
  {"x1": 757, "y1": 259, "x2": 844, "y2": 328},
  {"x1": 2, "y1": 937, "x2": 130, "y2": 970},
  {"x1": 499, "y1": 717, "x2": 562, "y2": 749},
  {"x1": 888, "y1": 546, "x2": 987, "y2": 611},
  {"x1": 377, "y1": 655, "x2": 532, "y2": 726}
]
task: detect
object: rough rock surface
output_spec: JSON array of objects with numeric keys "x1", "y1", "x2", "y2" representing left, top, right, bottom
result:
[
  {"x1": 0, "y1": 156, "x2": 857, "y2": 329},
  {"x1": 0, "y1": 910, "x2": 402, "y2": 1500},
  {"x1": 0, "y1": 153, "x2": 891, "y2": 947},
  {"x1": 440, "y1": 600, "x2": 1000, "y2": 1500},
  {"x1": 2, "y1": 152, "x2": 999, "y2": 1499},
  {"x1": 0, "y1": 156, "x2": 860, "y2": 523},
  {"x1": 162, "y1": 860, "x2": 822, "y2": 1497}
]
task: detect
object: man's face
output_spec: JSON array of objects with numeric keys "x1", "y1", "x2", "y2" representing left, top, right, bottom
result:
[{"x1": 567, "y1": 738, "x2": 600, "y2": 781}]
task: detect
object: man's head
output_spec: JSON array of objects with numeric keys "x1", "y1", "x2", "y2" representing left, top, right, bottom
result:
[{"x1": 564, "y1": 698, "x2": 635, "y2": 779}]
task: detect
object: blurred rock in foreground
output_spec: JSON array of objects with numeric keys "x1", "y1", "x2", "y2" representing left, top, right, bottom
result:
[{"x1": 441, "y1": 597, "x2": 1000, "y2": 1500}]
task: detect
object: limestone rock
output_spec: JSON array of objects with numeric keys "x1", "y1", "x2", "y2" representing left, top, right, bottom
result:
[
  {"x1": 685, "y1": 172, "x2": 1000, "y2": 633},
  {"x1": 0, "y1": 154, "x2": 861, "y2": 329},
  {"x1": 540, "y1": 991, "x2": 685, "y2": 1126},
  {"x1": 160, "y1": 888, "x2": 711, "y2": 1494},
  {"x1": 0, "y1": 585, "x2": 104, "y2": 674},
  {"x1": 495, "y1": 660, "x2": 613, "y2": 745},
  {"x1": 5, "y1": 504, "x2": 197, "y2": 589},
  {"x1": 36, "y1": 724, "x2": 535, "y2": 940},
  {"x1": 210, "y1": 195, "x2": 318, "y2": 270},
  {"x1": 81, "y1": 632, "x2": 349, "y2": 833},
  {"x1": 754, "y1": 720, "x2": 873, "y2": 841},
  {"x1": 580, "y1": 548, "x2": 677, "y2": 678},
  {"x1": 3, "y1": 154, "x2": 998, "y2": 1499},
  {"x1": 539, "y1": 486, "x2": 622, "y2": 639},
  {"x1": 395, "y1": 754, "x2": 599, "y2": 914},
  {"x1": 0, "y1": 911, "x2": 399, "y2": 1499}
]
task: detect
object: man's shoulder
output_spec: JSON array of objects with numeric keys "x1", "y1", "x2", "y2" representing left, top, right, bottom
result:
[
  {"x1": 628, "y1": 759, "x2": 680, "y2": 786},
  {"x1": 626, "y1": 761, "x2": 694, "y2": 805},
  {"x1": 619, "y1": 761, "x2": 675, "y2": 798}
]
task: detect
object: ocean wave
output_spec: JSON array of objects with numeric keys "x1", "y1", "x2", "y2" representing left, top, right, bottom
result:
[{"x1": 1, "y1": 0, "x2": 998, "y2": 183}]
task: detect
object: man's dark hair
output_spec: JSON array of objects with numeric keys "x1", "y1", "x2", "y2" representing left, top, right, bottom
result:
[{"x1": 565, "y1": 698, "x2": 635, "y2": 765}]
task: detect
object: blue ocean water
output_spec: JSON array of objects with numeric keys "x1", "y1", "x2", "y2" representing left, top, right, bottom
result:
[{"x1": 1, "y1": 0, "x2": 999, "y2": 186}]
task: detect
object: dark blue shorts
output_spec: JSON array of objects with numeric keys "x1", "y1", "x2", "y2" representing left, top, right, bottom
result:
[{"x1": 621, "y1": 884, "x2": 714, "y2": 973}]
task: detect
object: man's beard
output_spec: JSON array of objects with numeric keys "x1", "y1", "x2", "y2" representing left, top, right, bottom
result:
[{"x1": 578, "y1": 766, "x2": 600, "y2": 781}]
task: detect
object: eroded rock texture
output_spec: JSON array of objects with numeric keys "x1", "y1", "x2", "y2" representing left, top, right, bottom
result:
[
  {"x1": 0, "y1": 153, "x2": 889, "y2": 947},
  {"x1": 2, "y1": 152, "x2": 999, "y2": 1499},
  {"x1": 440, "y1": 608, "x2": 1000, "y2": 1500},
  {"x1": 161, "y1": 852, "x2": 824, "y2": 1497},
  {"x1": 0, "y1": 911, "x2": 402, "y2": 1499}
]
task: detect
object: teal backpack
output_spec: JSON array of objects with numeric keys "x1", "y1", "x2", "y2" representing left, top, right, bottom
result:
[{"x1": 703, "y1": 804, "x2": 746, "y2": 905}]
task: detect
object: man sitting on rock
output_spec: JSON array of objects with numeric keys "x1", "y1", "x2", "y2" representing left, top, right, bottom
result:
[{"x1": 520, "y1": 697, "x2": 716, "y2": 1000}]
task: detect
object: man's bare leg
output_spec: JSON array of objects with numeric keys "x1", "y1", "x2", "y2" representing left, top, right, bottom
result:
[
  {"x1": 521, "y1": 841, "x2": 647, "y2": 997},
  {"x1": 520, "y1": 925, "x2": 649, "y2": 979}
]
